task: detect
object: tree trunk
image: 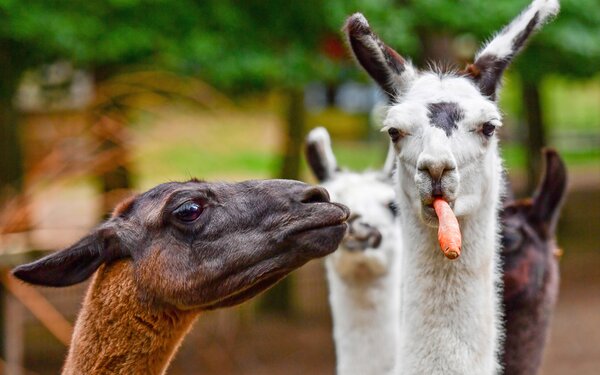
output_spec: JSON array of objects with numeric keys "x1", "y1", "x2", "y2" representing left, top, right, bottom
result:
[
  {"x1": 0, "y1": 41, "x2": 25, "y2": 362},
  {"x1": 522, "y1": 79, "x2": 546, "y2": 195},
  {"x1": 0, "y1": 96, "x2": 23, "y2": 199},
  {"x1": 0, "y1": 66, "x2": 24, "y2": 202},
  {"x1": 260, "y1": 88, "x2": 306, "y2": 314},
  {"x1": 92, "y1": 71, "x2": 133, "y2": 219},
  {"x1": 278, "y1": 88, "x2": 306, "y2": 181}
]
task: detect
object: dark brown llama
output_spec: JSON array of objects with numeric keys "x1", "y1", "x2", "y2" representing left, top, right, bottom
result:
[
  {"x1": 12, "y1": 179, "x2": 349, "y2": 374},
  {"x1": 501, "y1": 149, "x2": 567, "y2": 374}
]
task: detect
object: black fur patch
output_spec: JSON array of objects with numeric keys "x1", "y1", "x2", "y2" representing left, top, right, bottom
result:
[
  {"x1": 471, "y1": 54, "x2": 511, "y2": 99},
  {"x1": 512, "y1": 11, "x2": 540, "y2": 53},
  {"x1": 427, "y1": 102, "x2": 464, "y2": 137},
  {"x1": 471, "y1": 12, "x2": 540, "y2": 99},
  {"x1": 305, "y1": 142, "x2": 331, "y2": 182}
]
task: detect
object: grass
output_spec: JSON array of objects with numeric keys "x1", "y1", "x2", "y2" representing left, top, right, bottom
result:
[
  {"x1": 136, "y1": 134, "x2": 599, "y2": 186},
  {"x1": 144, "y1": 146, "x2": 277, "y2": 178},
  {"x1": 129, "y1": 77, "x2": 600, "y2": 186}
]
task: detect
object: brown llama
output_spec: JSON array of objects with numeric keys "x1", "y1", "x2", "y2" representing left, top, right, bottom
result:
[
  {"x1": 13, "y1": 179, "x2": 349, "y2": 374},
  {"x1": 501, "y1": 149, "x2": 567, "y2": 375}
]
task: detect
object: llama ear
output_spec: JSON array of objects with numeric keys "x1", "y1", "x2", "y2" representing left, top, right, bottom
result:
[
  {"x1": 12, "y1": 225, "x2": 127, "y2": 287},
  {"x1": 344, "y1": 13, "x2": 416, "y2": 102},
  {"x1": 305, "y1": 127, "x2": 338, "y2": 182},
  {"x1": 382, "y1": 141, "x2": 396, "y2": 178},
  {"x1": 466, "y1": 0, "x2": 559, "y2": 99},
  {"x1": 530, "y1": 148, "x2": 567, "y2": 235}
]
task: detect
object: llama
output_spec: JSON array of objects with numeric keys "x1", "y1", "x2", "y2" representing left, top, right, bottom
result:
[
  {"x1": 343, "y1": 0, "x2": 559, "y2": 373},
  {"x1": 12, "y1": 179, "x2": 350, "y2": 375},
  {"x1": 501, "y1": 149, "x2": 567, "y2": 375},
  {"x1": 305, "y1": 127, "x2": 400, "y2": 375}
]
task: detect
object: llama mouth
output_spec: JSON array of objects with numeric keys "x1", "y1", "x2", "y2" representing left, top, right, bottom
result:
[
  {"x1": 423, "y1": 198, "x2": 454, "y2": 219},
  {"x1": 421, "y1": 196, "x2": 458, "y2": 229},
  {"x1": 301, "y1": 222, "x2": 348, "y2": 234},
  {"x1": 293, "y1": 203, "x2": 350, "y2": 235}
]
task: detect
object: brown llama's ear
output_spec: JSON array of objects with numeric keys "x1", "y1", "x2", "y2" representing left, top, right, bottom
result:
[
  {"x1": 12, "y1": 225, "x2": 127, "y2": 287},
  {"x1": 343, "y1": 13, "x2": 416, "y2": 102},
  {"x1": 305, "y1": 127, "x2": 338, "y2": 182},
  {"x1": 466, "y1": 0, "x2": 559, "y2": 99},
  {"x1": 530, "y1": 148, "x2": 567, "y2": 235}
]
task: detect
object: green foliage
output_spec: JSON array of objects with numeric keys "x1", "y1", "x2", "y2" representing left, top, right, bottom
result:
[
  {"x1": 0, "y1": 0, "x2": 201, "y2": 68},
  {"x1": 327, "y1": 0, "x2": 600, "y2": 81},
  {"x1": 1, "y1": 0, "x2": 599, "y2": 89}
]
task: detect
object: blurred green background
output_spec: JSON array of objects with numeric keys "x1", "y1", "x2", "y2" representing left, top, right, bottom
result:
[{"x1": 0, "y1": 0, "x2": 598, "y2": 374}]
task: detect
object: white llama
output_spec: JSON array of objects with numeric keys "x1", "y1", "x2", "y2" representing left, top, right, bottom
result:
[
  {"x1": 343, "y1": 0, "x2": 559, "y2": 373},
  {"x1": 305, "y1": 127, "x2": 400, "y2": 375}
]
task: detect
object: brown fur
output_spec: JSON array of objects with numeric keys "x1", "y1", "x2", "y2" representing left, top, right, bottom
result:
[
  {"x1": 63, "y1": 260, "x2": 198, "y2": 375},
  {"x1": 501, "y1": 149, "x2": 568, "y2": 375},
  {"x1": 111, "y1": 194, "x2": 138, "y2": 218},
  {"x1": 464, "y1": 63, "x2": 481, "y2": 78},
  {"x1": 13, "y1": 179, "x2": 349, "y2": 374}
]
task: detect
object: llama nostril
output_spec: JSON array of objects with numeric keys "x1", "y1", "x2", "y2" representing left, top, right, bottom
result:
[
  {"x1": 348, "y1": 213, "x2": 361, "y2": 223},
  {"x1": 301, "y1": 186, "x2": 331, "y2": 204},
  {"x1": 345, "y1": 222, "x2": 382, "y2": 250},
  {"x1": 420, "y1": 161, "x2": 456, "y2": 184},
  {"x1": 368, "y1": 230, "x2": 382, "y2": 249}
]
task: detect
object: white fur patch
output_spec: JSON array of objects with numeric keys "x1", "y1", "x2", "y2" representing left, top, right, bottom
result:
[
  {"x1": 313, "y1": 130, "x2": 401, "y2": 374},
  {"x1": 306, "y1": 126, "x2": 338, "y2": 177},
  {"x1": 476, "y1": 0, "x2": 560, "y2": 60}
]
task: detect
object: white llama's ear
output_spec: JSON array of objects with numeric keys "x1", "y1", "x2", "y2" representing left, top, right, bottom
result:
[
  {"x1": 12, "y1": 225, "x2": 127, "y2": 287},
  {"x1": 344, "y1": 13, "x2": 416, "y2": 102},
  {"x1": 305, "y1": 127, "x2": 338, "y2": 182},
  {"x1": 382, "y1": 141, "x2": 396, "y2": 178},
  {"x1": 466, "y1": 0, "x2": 559, "y2": 99},
  {"x1": 530, "y1": 148, "x2": 567, "y2": 235}
]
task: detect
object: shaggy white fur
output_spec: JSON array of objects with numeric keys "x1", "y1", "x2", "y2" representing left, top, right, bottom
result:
[
  {"x1": 476, "y1": 0, "x2": 560, "y2": 62},
  {"x1": 344, "y1": 1, "x2": 560, "y2": 373},
  {"x1": 386, "y1": 76, "x2": 504, "y2": 375},
  {"x1": 306, "y1": 127, "x2": 401, "y2": 375}
]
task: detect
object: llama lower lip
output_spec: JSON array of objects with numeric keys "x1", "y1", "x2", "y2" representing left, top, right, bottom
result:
[
  {"x1": 295, "y1": 204, "x2": 350, "y2": 234},
  {"x1": 295, "y1": 223, "x2": 348, "y2": 257},
  {"x1": 299, "y1": 221, "x2": 348, "y2": 235}
]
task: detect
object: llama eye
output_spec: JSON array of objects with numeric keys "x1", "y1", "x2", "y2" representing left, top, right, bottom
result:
[
  {"x1": 388, "y1": 128, "x2": 402, "y2": 143},
  {"x1": 482, "y1": 122, "x2": 496, "y2": 137},
  {"x1": 173, "y1": 201, "x2": 203, "y2": 222},
  {"x1": 388, "y1": 202, "x2": 398, "y2": 217},
  {"x1": 501, "y1": 227, "x2": 523, "y2": 253}
]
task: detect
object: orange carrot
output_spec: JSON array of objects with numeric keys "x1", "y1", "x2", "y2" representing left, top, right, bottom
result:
[{"x1": 433, "y1": 198, "x2": 462, "y2": 260}]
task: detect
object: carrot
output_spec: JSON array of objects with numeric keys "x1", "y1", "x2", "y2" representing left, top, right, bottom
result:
[{"x1": 433, "y1": 198, "x2": 462, "y2": 260}]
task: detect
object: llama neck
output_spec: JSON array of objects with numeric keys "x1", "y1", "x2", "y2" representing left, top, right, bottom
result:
[
  {"x1": 502, "y1": 245, "x2": 559, "y2": 375},
  {"x1": 62, "y1": 260, "x2": 199, "y2": 375},
  {"x1": 326, "y1": 252, "x2": 400, "y2": 375},
  {"x1": 397, "y1": 194, "x2": 501, "y2": 375}
]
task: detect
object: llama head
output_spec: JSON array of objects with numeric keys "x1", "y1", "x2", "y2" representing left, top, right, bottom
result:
[
  {"x1": 305, "y1": 127, "x2": 398, "y2": 278},
  {"x1": 502, "y1": 149, "x2": 567, "y2": 302},
  {"x1": 344, "y1": 0, "x2": 559, "y2": 225},
  {"x1": 12, "y1": 179, "x2": 350, "y2": 310}
]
